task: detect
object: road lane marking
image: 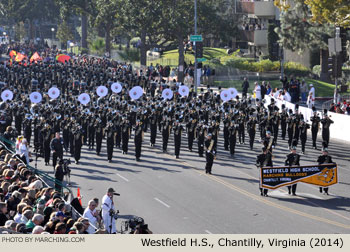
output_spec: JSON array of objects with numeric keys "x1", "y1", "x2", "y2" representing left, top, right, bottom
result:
[
  {"x1": 205, "y1": 230, "x2": 212, "y2": 234},
  {"x1": 154, "y1": 197, "x2": 170, "y2": 208},
  {"x1": 116, "y1": 173, "x2": 129, "y2": 182},
  {"x1": 161, "y1": 153, "x2": 350, "y2": 229}
]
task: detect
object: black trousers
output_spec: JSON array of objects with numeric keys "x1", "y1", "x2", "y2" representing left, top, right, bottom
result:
[
  {"x1": 174, "y1": 137, "x2": 181, "y2": 157},
  {"x1": 238, "y1": 127, "x2": 245, "y2": 144},
  {"x1": 135, "y1": 140, "x2": 142, "y2": 158},
  {"x1": 44, "y1": 141, "x2": 51, "y2": 163},
  {"x1": 224, "y1": 129, "x2": 229, "y2": 150},
  {"x1": 187, "y1": 132, "x2": 194, "y2": 151},
  {"x1": 311, "y1": 128, "x2": 318, "y2": 148},
  {"x1": 249, "y1": 131, "x2": 255, "y2": 150},
  {"x1": 300, "y1": 137, "x2": 306, "y2": 152},
  {"x1": 150, "y1": 126, "x2": 157, "y2": 144},
  {"x1": 198, "y1": 138, "x2": 204, "y2": 156},
  {"x1": 287, "y1": 184, "x2": 297, "y2": 194},
  {"x1": 229, "y1": 137, "x2": 236, "y2": 155},
  {"x1": 107, "y1": 139, "x2": 114, "y2": 161},
  {"x1": 162, "y1": 133, "x2": 169, "y2": 151},
  {"x1": 88, "y1": 130, "x2": 95, "y2": 147},
  {"x1": 322, "y1": 129, "x2": 330, "y2": 146},
  {"x1": 122, "y1": 135, "x2": 129, "y2": 153},
  {"x1": 281, "y1": 122, "x2": 287, "y2": 139},
  {"x1": 74, "y1": 143, "x2": 82, "y2": 162},
  {"x1": 96, "y1": 134, "x2": 103, "y2": 154},
  {"x1": 53, "y1": 151, "x2": 63, "y2": 169},
  {"x1": 205, "y1": 153, "x2": 214, "y2": 173}
]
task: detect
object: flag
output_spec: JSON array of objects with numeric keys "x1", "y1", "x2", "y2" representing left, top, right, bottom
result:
[
  {"x1": 30, "y1": 52, "x2": 42, "y2": 62},
  {"x1": 77, "y1": 188, "x2": 82, "y2": 206},
  {"x1": 15, "y1": 53, "x2": 26, "y2": 62},
  {"x1": 9, "y1": 50, "x2": 17, "y2": 58}
]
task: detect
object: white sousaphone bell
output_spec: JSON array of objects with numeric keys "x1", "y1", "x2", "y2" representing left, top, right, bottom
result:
[
  {"x1": 78, "y1": 93, "x2": 91, "y2": 105},
  {"x1": 178, "y1": 85, "x2": 189, "y2": 97},
  {"x1": 1, "y1": 89, "x2": 13, "y2": 101},
  {"x1": 48, "y1": 87, "x2": 60, "y2": 99},
  {"x1": 129, "y1": 86, "x2": 143, "y2": 100},
  {"x1": 30, "y1": 92, "x2": 43, "y2": 104},
  {"x1": 227, "y1": 88, "x2": 238, "y2": 100},
  {"x1": 111, "y1": 82, "x2": 122, "y2": 94},
  {"x1": 96, "y1": 85, "x2": 108, "y2": 97},
  {"x1": 162, "y1": 88, "x2": 173, "y2": 100},
  {"x1": 220, "y1": 90, "x2": 230, "y2": 102}
]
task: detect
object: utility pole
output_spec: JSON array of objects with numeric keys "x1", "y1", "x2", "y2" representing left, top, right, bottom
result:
[
  {"x1": 334, "y1": 27, "x2": 340, "y2": 104},
  {"x1": 194, "y1": 0, "x2": 198, "y2": 93}
]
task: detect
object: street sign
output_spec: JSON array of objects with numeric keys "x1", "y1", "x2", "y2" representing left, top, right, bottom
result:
[
  {"x1": 197, "y1": 58, "x2": 206, "y2": 62},
  {"x1": 328, "y1": 38, "x2": 341, "y2": 55},
  {"x1": 190, "y1": 35, "x2": 202, "y2": 42}
]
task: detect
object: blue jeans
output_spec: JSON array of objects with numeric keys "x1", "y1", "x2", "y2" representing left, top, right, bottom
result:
[{"x1": 301, "y1": 92, "x2": 307, "y2": 102}]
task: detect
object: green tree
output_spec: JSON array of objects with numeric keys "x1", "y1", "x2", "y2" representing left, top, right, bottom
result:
[
  {"x1": 56, "y1": 21, "x2": 74, "y2": 47},
  {"x1": 92, "y1": 0, "x2": 120, "y2": 55},
  {"x1": 120, "y1": 0, "x2": 166, "y2": 67},
  {"x1": 1, "y1": 0, "x2": 59, "y2": 39},
  {"x1": 55, "y1": 0, "x2": 96, "y2": 49},
  {"x1": 304, "y1": 0, "x2": 350, "y2": 28},
  {"x1": 275, "y1": 1, "x2": 333, "y2": 81}
]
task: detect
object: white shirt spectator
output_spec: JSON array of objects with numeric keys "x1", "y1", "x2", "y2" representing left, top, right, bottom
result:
[
  {"x1": 101, "y1": 194, "x2": 116, "y2": 233},
  {"x1": 13, "y1": 213, "x2": 22, "y2": 223},
  {"x1": 254, "y1": 83, "x2": 261, "y2": 101},
  {"x1": 307, "y1": 85, "x2": 315, "y2": 109},
  {"x1": 19, "y1": 139, "x2": 30, "y2": 164},
  {"x1": 83, "y1": 200, "x2": 98, "y2": 234}
]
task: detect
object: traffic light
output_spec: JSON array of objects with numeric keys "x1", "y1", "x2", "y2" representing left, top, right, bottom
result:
[
  {"x1": 195, "y1": 41, "x2": 203, "y2": 58},
  {"x1": 328, "y1": 57, "x2": 334, "y2": 77},
  {"x1": 328, "y1": 55, "x2": 342, "y2": 78}
]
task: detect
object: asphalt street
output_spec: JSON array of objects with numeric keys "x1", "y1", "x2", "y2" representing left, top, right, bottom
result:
[{"x1": 33, "y1": 124, "x2": 350, "y2": 234}]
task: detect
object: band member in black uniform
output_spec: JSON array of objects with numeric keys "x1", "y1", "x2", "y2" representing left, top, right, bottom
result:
[
  {"x1": 285, "y1": 146, "x2": 300, "y2": 195},
  {"x1": 88, "y1": 116, "x2": 95, "y2": 150},
  {"x1": 280, "y1": 104, "x2": 288, "y2": 140},
  {"x1": 62, "y1": 116, "x2": 70, "y2": 152},
  {"x1": 204, "y1": 134, "x2": 216, "y2": 174},
  {"x1": 134, "y1": 119, "x2": 143, "y2": 161},
  {"x1": 95, "y1": 118, "x2": 103, "y2": 155},
  {"x1": 149, "y1": 110, "x2": 157, "y2": 147},
  {"x1": 310, "y1": 107, "x2": 321, "y2": 149},
  {"x1": 121, "y1": 117, "x2": 131, "y2": 154},
  {"x1": 247, "y1": 112, "x2": 257, "y2": 150},
  {"x1": 73, "y1": 125, "x2": 84, "y2": 164},
  {"x1": 299, "y1": 116, "x2": 310, "y2": 154},
  {"x1": 23, "y1": 115, "x2": 32, "y2": 146},
  {"x1": 321, "y1": 109, "x2": 334, "y2": 147},
  {"x1": 317, "y1": 146, "x2": 334, "y2": 195},
  {"x1": 228, "y1": 120, "x2": 238, "y2": 157},
  {"x1": 50, "y1": 132, "x2": 64, "y2": 170},
  {"x1": 173, "y1": 120, "x2": 183, "y2": 159},
  {"x1": 41, "y1": 124, "x2": 52, "y2": 166},
  {"x1": 196, "y1": 121, "x2": 206, "y2": 157},
  {"x1": 161, "y1": 116, "x2": 171, "y2": 153},
  {"x1": 286, "y1": 109, "x2": 294, "y2": 147},
  {"x1": 186, "y1": 118, "x2": 196, "y2": 152},
  {"x1": 105, "y1": 121, "x2": 115, "y2": 163},
  {"x1": 237, "y1": 111, "x2": 245, "y2": 144},
  {"x1": 114, "y1": 112, "x2": 121, "y2": 149},
  {"x1": 69, "y1": 117, "x2": 75, "y2": 157},
  {"x1": 256, "y1": 147, "x2": 272, "y2": 196},
  {"x1": 223, "y1": 113, "x2": 230, "y2": 150}
]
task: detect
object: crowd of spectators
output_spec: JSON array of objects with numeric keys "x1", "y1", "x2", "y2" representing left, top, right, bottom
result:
[
  {"x1": 0, "y1": 143, "x2": 96, "y2": 234},
  {"x1": 329, "y1": 100, "x2": 350, "y2": 115}
]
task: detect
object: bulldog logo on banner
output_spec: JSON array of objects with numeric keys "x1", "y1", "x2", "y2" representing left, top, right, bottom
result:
[{"x1": 260, "y1": 163, "x2": 338, "y2": 189}]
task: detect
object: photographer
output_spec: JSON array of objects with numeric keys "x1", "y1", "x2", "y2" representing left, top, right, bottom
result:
[
  {"x1": 54, "y1": 159, "x2": 67, "y2": 193},
  {"x1": 101, "y1": 188, "x2": 118, "y2": 234}
]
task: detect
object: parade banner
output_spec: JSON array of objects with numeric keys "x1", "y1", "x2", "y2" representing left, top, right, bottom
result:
[{"x1": 260, "y1": 164, "x2": 338, "y2": 189}]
